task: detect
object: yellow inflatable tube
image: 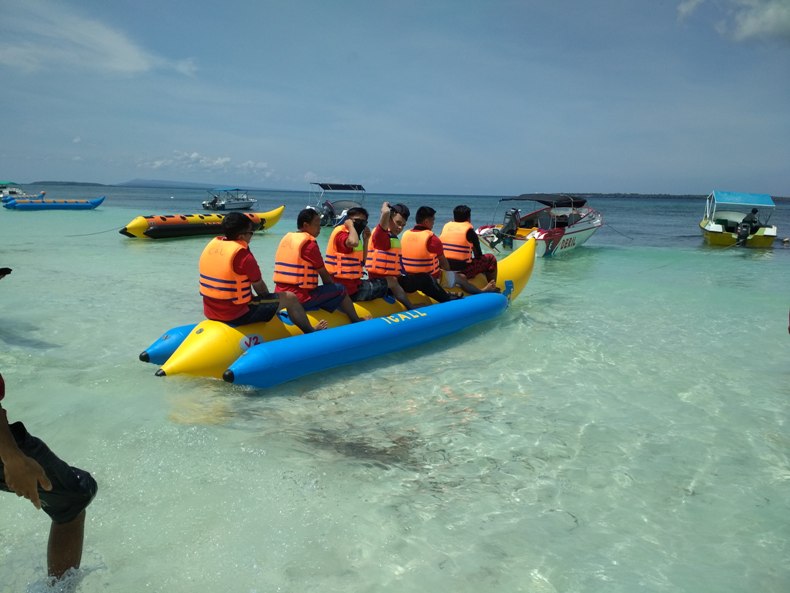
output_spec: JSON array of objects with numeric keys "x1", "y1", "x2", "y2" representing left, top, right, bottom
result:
[
  {"x1": 157, "y1": 237, "x2": 536, "y2": 378},
  {"x1": 120, "y1": 206, "x2": 285, "y2": 239}
]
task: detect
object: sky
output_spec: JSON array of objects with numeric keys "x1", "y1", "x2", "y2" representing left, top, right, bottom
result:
[{"x1": 1, "y1": 0, "x2": 789, "y2": 196}]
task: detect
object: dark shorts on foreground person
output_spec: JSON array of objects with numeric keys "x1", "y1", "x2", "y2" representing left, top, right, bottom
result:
[
  {"x1": 226, "y1": 294, "x2": 281, "y2": 326},
  {"x1": 397, "y1": 273, "x2": 453, "y2": 303},
  {"x1": 351, "y1": 278, "x2": 389, "y2": 302},
  {"x1": 459, "y1": 254, "x2": 497, "y2": 280},
  {"x1": 0, "y1": 422, "x2": 97, "y2": 524},
  {"x1": 302, "y1": 283, "x2": 347, "y2": 312}
]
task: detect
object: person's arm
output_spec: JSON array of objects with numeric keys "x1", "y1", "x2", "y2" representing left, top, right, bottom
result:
[
  {"x1": 342, "y1": 220, "x2": 360, "y2": 249},
  {"x1": 0, "y1": 404, "x2": 52, "y2": 509},
  {"x1": 467, "y1": 228, "x2": 483, "y2": 259},
  {"x1": 378, "y1": 201, "x2": 391, "y2": 230}
]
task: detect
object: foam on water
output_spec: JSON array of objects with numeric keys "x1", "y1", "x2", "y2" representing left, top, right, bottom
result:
[{"x1": 1, "y1": 185, "x2": 789, "y2": 592}]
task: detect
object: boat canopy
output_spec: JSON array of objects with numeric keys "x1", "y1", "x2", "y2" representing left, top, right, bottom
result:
[
  {"x1": 710, "y1": 190, "x2": 774, "y2": 208},
  {"x1": 312, "y1": 183, "x2": 365, "y2": 192},
  {"x1": 501, "y1": 194, "x2": 588, "y2": 208}
]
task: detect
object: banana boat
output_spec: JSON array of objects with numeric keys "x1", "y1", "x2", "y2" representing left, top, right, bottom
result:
[
  {"x1": 141, "y1": 237, "x2": 536, "y2": 384},
  {"x1": 119, "y1": 206, "x2": 285, "y2": 239}
]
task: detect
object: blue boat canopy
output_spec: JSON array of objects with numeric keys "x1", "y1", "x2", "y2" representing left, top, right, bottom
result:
[{"x1": 711, "y1": 190, "x2": 775, "y2": 208}]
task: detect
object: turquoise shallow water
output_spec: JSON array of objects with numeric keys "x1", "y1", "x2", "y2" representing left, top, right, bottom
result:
[{"x1": 1, "y1": 185, "x2": 789, "y2": 592}]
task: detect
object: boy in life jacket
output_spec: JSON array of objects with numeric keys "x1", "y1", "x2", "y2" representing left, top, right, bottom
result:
[
  {"x1": 368, "y1": 202, "x2": 457, "y2": 303},
  {"x1": 325, "y1": 204, "x2": 415, "y2": 309},
  {"x1": 401, "y1": 206, "x2": 499, "y2": 297},
  {"x1": 440, "y1": 204, "x2": 498, "y2": 283},
  {"x1": 274, "y1": 208, "x2": 368, "y2": 323},
  {"x1": 199, "y1": 211, "x2": 328, "y2": 333},
  {"x1": 1, "y1": 371, "x2": 98, "y2": 581}
]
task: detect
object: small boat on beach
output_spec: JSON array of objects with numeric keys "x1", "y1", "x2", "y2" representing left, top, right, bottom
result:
[
  {"x1": 3, "y1": 196, "x2": 104, "y2": 210},
  {"x1": 477, "y1": 194, "x2": 603, "y2": 256},
  {"x1": 119, "y1": 206, "x2": 285, "y2": 239},
  {"x1": 140, "y1": 237, "x2": 536, "y2": 387},
  {"x1": 201, "y1": 188, "x2": 257, "y2": 211},
  {"x1": 699, "y1": 190, "x2": 778, "y2": 248},
  {"x1": 308, "y1": 182, "x2": 366, "y2": 226}
]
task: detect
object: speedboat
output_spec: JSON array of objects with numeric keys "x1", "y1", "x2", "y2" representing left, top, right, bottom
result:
[
  {"x1": 202, "y1": 188, "x2": 257, "y2": 211},
  {"x1": 0, "y1": 181, "x2": 45, "y2": 203},
  {"x1": 308, "y1": 182, "x2": 365, "y2": 226},
  {"x1": 120, "y1": 206, "x2": 285, "y2": 239},
  {"x1": 699, "y1": 190, "x2": 778, "y2": 248},
  {"x1": 477, "y1": 194, "x2": 603, "y2": 256}
]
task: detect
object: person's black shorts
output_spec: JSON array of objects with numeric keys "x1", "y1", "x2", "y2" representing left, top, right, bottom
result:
[
  {"x1": 0, "y1": 422, "x2": 97, "y2": 524},
  {"x1": 351, "y1": 278, "x2": 389, "y2": 302},
  {"x1": 227, "y1": 294, "x2": 280, "y2": 326}
]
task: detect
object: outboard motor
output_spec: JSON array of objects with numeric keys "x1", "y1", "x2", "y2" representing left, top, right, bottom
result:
[
  {"x1": 498, "y1": 208, "x2": 521, "y2": 249},
  {"x1": 736, "y1": 221, "x2": 750, "y2": 246},
  {"x1": 319, "y1": 200, "x2": 336, "y2": 226}
]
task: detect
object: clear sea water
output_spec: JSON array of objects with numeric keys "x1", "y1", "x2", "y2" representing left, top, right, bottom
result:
[{"x1": 1, "y1": 184, "x2": 789, "y2": 593}]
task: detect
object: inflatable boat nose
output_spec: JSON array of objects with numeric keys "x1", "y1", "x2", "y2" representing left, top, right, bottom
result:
[
  {"x1": 155, "y1": 369, "x2": 166, "y2": 377},
  {"x1": 222, "y1": 370, "x2": 235, "y2": 383},
  {"x1": 139, "y1": 351, "x2": 150, "y2": 362}
]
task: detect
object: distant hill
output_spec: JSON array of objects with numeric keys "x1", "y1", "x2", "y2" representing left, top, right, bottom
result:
[
  {"x1": 32, "y1": 181, "x2": 108, "y2": 186},
  {"x1": 118, "y1": 179, "x2": 217, "y2": 189}
]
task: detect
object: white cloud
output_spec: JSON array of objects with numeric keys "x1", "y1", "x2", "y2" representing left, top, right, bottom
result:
[
  {"x1": 678, "y1": 0, "x2": 790, "y2": 43},
  {"x1": 139, "y1": 151, "x2": 274, "y2": 178},
  {"x1": 0, "y1": 0, "x2": 196, "y2": 75}
]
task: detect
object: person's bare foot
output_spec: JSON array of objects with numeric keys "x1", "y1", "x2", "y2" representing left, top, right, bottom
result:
[{"x1": 314, "y1": 319, "x2": 329, "y2": 331}]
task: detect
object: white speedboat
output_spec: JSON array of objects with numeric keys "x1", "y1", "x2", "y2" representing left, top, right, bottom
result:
[
  {"x1": 202, "y1": 188, "x2": 257, "y2": 211},
  {"x1": 477, "y1": 194, "x2": 603, "y2": 257},
  {"x1": 699, "y1": 190, "x2": 778, "y2": 248},
  {"x1": 307, "y1": 182, "x2": 365, "y2": 226},
  {"x1": 0, "y1": 181, "x2": 44, "y2": 203}
]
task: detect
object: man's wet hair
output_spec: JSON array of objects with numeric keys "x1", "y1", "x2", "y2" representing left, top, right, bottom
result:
[
  {"x1": 297, "y1": 207, "x2": 320, "y2": 229},
  {"x1": 390, "y1": 203, "x2": 410, "y2": 221},
  {"x1": 222, "y1": 211, "x2": 253, "y2": 239},
  {"x1": 346, "y1": 207, "x2": 369, "y2": 219},
  {"x1": 453, "y1": 205, "x2": 472, "y2": 222},
  {"x1": 415, "y1": 206, "x2": 436, "y2": 224}
]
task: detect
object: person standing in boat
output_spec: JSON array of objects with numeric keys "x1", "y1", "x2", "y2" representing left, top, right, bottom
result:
[
  {"x1": 742, "y1": 208, "x2": 761, "y2": 233},
  {"x1": 325, "y1": 204, "x2": 415, "y2": 310},
  {"x1": 273, "y1": 208, "x2": 368, "y2": 323},
  {"x1": 401, "y1": 206, "x2": 498, "y2": 296},
  {"x1": 440, "y1": 204, "x2": 498, "y2": 284},
  {"x1": 199, "y1": 212, "x2": 327, "y2": 332},
  {"x1": 0, "y1": 371, "x2": 98, "y2": 581}
]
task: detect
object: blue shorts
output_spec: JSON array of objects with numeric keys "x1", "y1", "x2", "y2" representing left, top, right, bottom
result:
[
  {"x1": 351, "y1": 278, "x2": 390, "y2": 302},
  {"x1": 0, "y1": 422, "x2": 97, "y2": 524},
  {"x1": 303, "y1": 283, "x2": 347, "y2": 312}
]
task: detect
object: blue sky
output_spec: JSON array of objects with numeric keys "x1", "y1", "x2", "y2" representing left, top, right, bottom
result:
[{"x1": 1, "y1": 0, "x2": 789, "y2": 195}]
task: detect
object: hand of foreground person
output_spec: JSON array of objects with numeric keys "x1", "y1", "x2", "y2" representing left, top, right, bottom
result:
[{"x1": 3, "y1": 452, "x2": 52, "y2": 509}]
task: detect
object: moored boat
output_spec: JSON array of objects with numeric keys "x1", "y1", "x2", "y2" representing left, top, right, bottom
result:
[
  {"x1": 119, "y1": 206, "x2": 285, "y2": 239},
  {"x1": 699, "y1": 190, "x2": 778, "y2": 248},
  {"x1": 308, "y1": 182, "x2": 366, "y2": 226},
  {"x1": 477, "y1": 194, "x2": 603, "y2": 256},
  {"x1": 201, "y1": 188, "x2": 257, "y2": 211},
  {"x1": 0, "y1": 182, "x2": 45, "y2": 202},
  {"x1": 140, "y1": 237, "x2": 536, "y2": 384},
  {"x1": 3, "y1": 196, "x2": 104, "y2": 210}
]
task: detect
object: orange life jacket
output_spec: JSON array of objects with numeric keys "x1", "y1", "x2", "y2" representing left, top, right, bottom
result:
[
  {"x1": 325, "y1": 225, "x2": 364, "y2": 280},
  {"x1": 401, "y1": 229, "x2": 439, "y2": 275},
  {"x1": 272, "y1": 232, "x2": 319, "y2": 289},
  {"x1": 439, "y1": 221, "x2": 474, "y2": 263},
  {"x1": 366, "y1": 232, "x2": 402, "y2": 276},
  {"x1": 198, "y1": 237, "x2": 252, "y2": 304}
]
